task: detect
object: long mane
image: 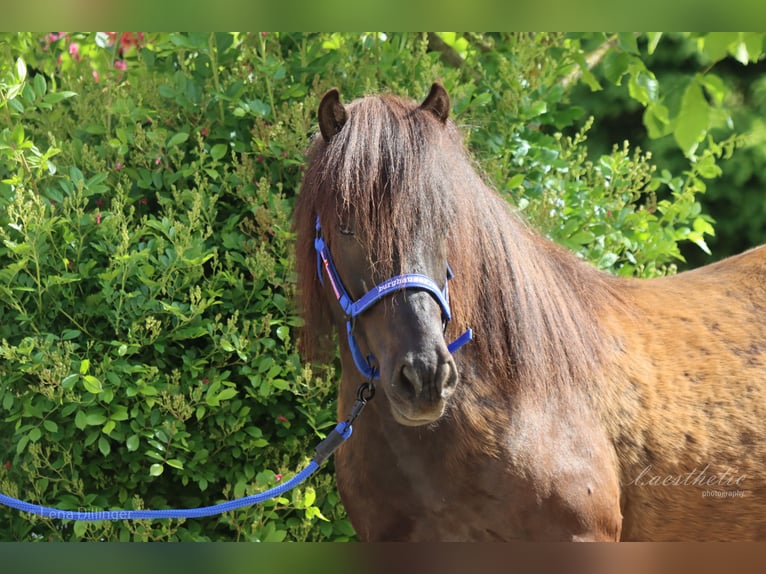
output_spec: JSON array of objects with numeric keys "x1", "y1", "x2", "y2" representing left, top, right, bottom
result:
[{"x1": 293, "y1": 90, "x2": 623, "y2": 394}]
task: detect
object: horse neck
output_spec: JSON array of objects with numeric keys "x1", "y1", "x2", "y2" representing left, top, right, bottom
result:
[{"x1": 450, "y1": 186, "x2": 617, "y2": 401}]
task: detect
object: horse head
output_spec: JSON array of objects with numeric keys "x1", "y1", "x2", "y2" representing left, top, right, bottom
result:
[{"x1": 298, "y1": 83, "x2": 471, "y2": 426}]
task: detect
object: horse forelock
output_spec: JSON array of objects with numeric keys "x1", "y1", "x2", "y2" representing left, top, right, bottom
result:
[
  {"x1": 318, "y1": 94, "x2": 457, "y2": 268},
  {"x1": 294, "y1": 92, "x2": 460, "y2": 358},
  {"x1": 294, "y1": 89, "x2": 617, "y2": 396}
]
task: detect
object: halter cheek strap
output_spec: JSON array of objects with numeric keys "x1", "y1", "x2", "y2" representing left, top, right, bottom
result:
[{"x1": 314, "y1": 216, "x2": 472, "y2": 380}]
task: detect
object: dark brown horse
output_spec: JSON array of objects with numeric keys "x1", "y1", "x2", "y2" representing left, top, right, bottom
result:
[{"x1": 293, "y1": 82, "x2": 766, "y2": 541}]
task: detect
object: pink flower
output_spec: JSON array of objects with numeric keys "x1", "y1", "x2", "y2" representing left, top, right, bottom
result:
[
  {"x1": 44, "y1": 32, "x2": 66, "y2": 47},
  {"x1": 115, "y1": 161, "x2": 123, "y2": 171},
  {"x1": 120, "y1": 32, "x2": 143, "y2": 51},
  {"x1": 68, "y1": 43, "x2": 81, "y2": 61},
  {"x1": 274, "y1": 473, "x2": 282, "y2": 482},
  {"x1": 114, "y1": 60, "x2": 127, "y2": 71},
  {"x1": 103, "y1": 33, "x2": 145, "y2": 55},
  {"x1": 154, "y1": 156, "x2": 161, "y2": 166},
  {"x1": 96, "y1": 212, "x2": 102, "y2": 225},
  {"x1": 92, "y1": 69, "x2": 100, "y2": 83},
  {"x1": 277, "y1": 415, "x2": 288, "y2": 424}
]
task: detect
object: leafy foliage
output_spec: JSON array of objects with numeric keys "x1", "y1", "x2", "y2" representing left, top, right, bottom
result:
[
  {"x1": 565, "y1": 32, "x2": 766, "y2": 266},
  {"x1": 0, "y1": 32, "x2": 759, "y2": 541}
]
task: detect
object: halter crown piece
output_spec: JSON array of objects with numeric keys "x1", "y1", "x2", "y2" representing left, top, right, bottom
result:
[{"x1": 314, "y1": 216, "x2": 473, "y2": 380}]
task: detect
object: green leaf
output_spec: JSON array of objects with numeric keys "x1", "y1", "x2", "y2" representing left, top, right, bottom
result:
[
  {"x1": 643, "y1": 103, "x2": 670, "y2": 139},
  {"x1": 506, "y1": 173, "x2": 525, "y2": 189},
  {"x1": 10, "y1": 123, "x2": 24, "y2": 146},
  {"x1": 521, "y1": 101, "x2": 547, "y2": 120},
  {"x1": 74, "y1": 521, "x2": 87, "y2": 539},
  {"x1": 276, "y1": 325, "x2": 289, "y2": 341},
  {"x1": 693, "y1": 216, "x2": 715, "y2": 237},
  {"x1": 29, "y1": 427, "x2": 42, "y2": 442},
  {"x1": 43, "y1": 420, "x2": 58, "y2": 433},
  {"x1": 303, "y1": 486, "x2": 316, "y2": 508},
  {"x1": 699, "y1": 74, "x2": 727, "y2": 106},
  {"x1": 34, "y1": 73, "x2": 46, "y2": 98},
  {"x1": 150, "y1": 463, "x2": 164, "y2": 476},
  {"x1": 83, "y1": 375, "x2": 103, "y2": 394},
  {"x1": 674, "y1": 77, "x2": 710, "y2": 157},
  {"x1": 627, "y1": 66, "x2": 659, "y2": 105},
  {"x1": 617, "y1": 33, "x2": 639, "y2": 55},
  {"x1": 243, "y1": 98, "x2": 271, "y2": 117},
  {"x1": 98, "y1": 436, "x2": 111, "y2": 456},
  {"x1": 731, "y1": 33, "x2": 763, "y2": 65},
  {"x1": 75, "y1": 411, "x2": 87, "y2": 430},
  {"x1": 701, "y1": 32, "x2": 738, "y2": 63},
  {"x1": 109, "y1": 405, "x2": 129, "y2": 421},
  {"x1": 602, "y1": 51, "x2": 630, "y2": 85},
  {"x1": 167, "y1": 132, "x2": 189, "y2": 147},
  {"x1": 646, "y1": 33, "x2": 663, "y2": 55},
  {"x1": 167, "y1": 459, "x2": 184, "y2": 470},
  {"x1": 210, "y1": 143, "x2": 227, "y2": 160},
  {"x1": 85, "y1": 413, "x2": 107, "y2": 426},
  {"x1": 16, "y1": 434, "x2": 29, "y2": 455},
  {"x1": 62, "y1": 374, "x2": 79, "y2": 389},
  {"x1": 16, "y1": 57, "x2": 26, "y2": 82},
  {"x1": 263, "y1": 529, "x2": 287, "y2": 542},
  {"x1": 126, "y1": 435, "x2": 140, "y2": 452},
  {"x1": 42, "y1": 91, "x2": 77, "y2": 105},
  {"x1": 216, "y1": 388, "x2": 238, "y2": 402},
  {"x1": 598, "y1": 252, "x2": 620, "y2": 269},
  {"x1": 80, "y1": 359, "x2": 90, "y2": 375}
]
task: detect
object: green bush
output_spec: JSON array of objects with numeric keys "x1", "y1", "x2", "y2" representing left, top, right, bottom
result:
[
  {"x1": 0, "y1": 32, "x2": 745, "y2": 541},
  {"x1": 0, "y1": 32, "x2": 349, "y2": 542},
  {"x1": 565, "y1": 32, "x2": 766, "y2": 267}
]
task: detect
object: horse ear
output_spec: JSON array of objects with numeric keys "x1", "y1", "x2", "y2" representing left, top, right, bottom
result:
[
  {"x1": 420, "y1": 82, "x2": 450, "y2": 123},
  {"x1": 318, "y1": 88, "x2": 347, "y2": 142}
]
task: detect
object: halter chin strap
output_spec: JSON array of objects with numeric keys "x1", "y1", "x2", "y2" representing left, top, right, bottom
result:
[{"x1": 314, "y1": 216, "x2": 473, "y2": 380}]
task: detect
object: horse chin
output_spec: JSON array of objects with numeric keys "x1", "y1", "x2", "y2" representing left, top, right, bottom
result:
[{"x1": 387, "y1": 397, "x2": 447, "y2": 427}]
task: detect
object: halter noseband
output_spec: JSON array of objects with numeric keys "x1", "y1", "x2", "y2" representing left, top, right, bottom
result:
[{"x1": 314, "y1": 216, "x2": 473, "y2": 380}]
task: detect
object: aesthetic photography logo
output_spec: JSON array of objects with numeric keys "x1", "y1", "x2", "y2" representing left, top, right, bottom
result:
[{"x1": 627, "y1": 464, "x2": 748, "y2": 499}]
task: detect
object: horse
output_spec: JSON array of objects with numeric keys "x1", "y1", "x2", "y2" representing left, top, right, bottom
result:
[{"x1": 292, "y1": 82, "x2": 766, "y2": 541}]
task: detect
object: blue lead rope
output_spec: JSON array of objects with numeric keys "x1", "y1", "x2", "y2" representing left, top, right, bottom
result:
[{"x1": 0, "y1": 420, "x2": 354, "y2": 522}]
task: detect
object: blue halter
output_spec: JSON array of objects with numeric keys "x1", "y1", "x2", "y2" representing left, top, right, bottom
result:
[{"x1": 314, "y1": 216, "x2": 473, "y2": 380}]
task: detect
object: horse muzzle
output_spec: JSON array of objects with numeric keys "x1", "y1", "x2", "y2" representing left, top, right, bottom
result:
[{"x1": 386, "y1": 350, "x2": 459, "y2": 426}]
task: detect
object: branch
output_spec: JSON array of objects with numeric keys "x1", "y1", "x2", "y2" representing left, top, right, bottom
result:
[
  {"x1": 561, "y1": 33, "x2": 620, "y2": 89},
  {"x1": 426, "y1": 32, "x2": 465, "y2": 69}
]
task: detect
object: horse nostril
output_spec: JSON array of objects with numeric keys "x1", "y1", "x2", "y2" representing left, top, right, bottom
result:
[
  {"x1": 437, "y1": 360, "x2": 458, "y2": 398},
  {"x1": 396, "y1": 357, "x2": 457, "y2": 403},
  {"x1": 399, "y1": 362, "x2": 422, "y2": 398}
]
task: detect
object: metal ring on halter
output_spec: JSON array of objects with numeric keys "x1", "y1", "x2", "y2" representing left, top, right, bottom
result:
[{"x1": 357, "y1": 381, "x2": 376, "y2": 402}]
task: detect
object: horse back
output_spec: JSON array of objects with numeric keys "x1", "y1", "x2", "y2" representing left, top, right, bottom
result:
[{"x1": 602, "y1": 244, "x2": 766, "y2": 540}]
